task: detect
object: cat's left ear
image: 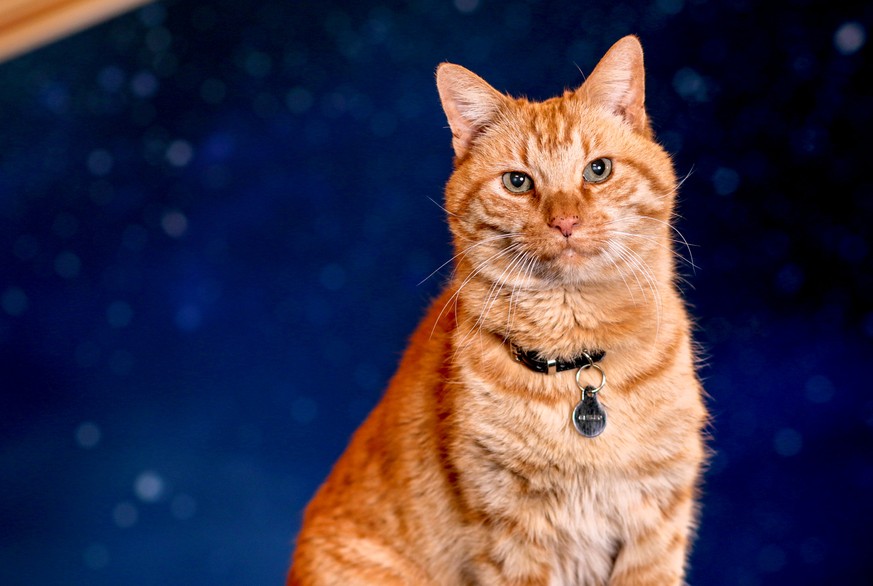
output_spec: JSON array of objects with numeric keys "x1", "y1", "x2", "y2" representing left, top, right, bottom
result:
[
  {"x1": 578, "y1": 35, "x2": 651, "y2": 136},
  {"x1": 436, "y1": 63, "x2": 509, "y2": 159}
]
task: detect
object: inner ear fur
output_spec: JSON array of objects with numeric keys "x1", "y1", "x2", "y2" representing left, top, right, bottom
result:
[
  {"x1": 576, "y1": 35, "x2": 652, "y2": 137},
  {"x1": 436, "y1": 63, "x2": 508, "y2": 159}
]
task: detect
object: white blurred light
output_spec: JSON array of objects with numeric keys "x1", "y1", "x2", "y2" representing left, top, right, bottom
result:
[
  {"x1": 834, "y1": 21, "x2": 866, "y2": 55},
  {"x1": 166, "y1": 140, "x2": 193, "y2": 167},
  {"x1": 161, "y1": 210, "x2": 188, "y2": 238},
  {"x1": 134, "y1": 470, "x2": 165, "y2": 502}
]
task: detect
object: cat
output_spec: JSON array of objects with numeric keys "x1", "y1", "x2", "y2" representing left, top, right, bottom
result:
[{"x1": 288, "y1": 35, "x2": 708, "y2": 586}]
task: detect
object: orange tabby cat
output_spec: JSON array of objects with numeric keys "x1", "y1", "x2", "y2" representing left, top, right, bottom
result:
[{"x1": 288, "y1": 35, "x2": 708, "y2": 586}]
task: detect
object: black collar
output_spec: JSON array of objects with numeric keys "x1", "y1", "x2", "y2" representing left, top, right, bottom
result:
[{"x1": 511, "y1": 344, "x2": 605, "y2": 375}]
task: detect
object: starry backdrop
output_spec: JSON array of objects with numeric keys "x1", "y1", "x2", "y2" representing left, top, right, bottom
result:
[{"x1": 1, "y1": 0, "x2": 871, "y2": 584}]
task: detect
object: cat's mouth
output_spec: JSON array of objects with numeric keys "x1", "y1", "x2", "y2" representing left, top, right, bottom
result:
[
  {"x1": 550, "y1": 235, "x2": 604, "y2": 260},
  {"x1": 529, "y1": 234, "x2": 612, "y2": 280}
]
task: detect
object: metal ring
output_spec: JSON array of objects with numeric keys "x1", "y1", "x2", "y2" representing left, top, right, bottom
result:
[{"x1": 575, "y1": 362, "x2": 606, "y2": 394}]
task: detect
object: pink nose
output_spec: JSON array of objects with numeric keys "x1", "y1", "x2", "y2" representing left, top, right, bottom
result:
[{"x1": 550, "y1": 216, "x2": 579, "y2": 237}]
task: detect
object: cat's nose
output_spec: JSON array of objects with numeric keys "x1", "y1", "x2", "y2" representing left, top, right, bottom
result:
[{"x1": 550, "y1": 216, "x2": 579, "y2": 237}]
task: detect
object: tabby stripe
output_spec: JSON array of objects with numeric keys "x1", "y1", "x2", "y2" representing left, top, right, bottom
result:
[
  {"x1": 620, "y1": 157, "x2": 675, "y2": 200},
  {"x1": 621, "y1": 332, "x2": 683, "y2": 390}
]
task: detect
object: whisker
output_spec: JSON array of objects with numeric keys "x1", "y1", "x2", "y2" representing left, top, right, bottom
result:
[
  {"x1": 467, "y1": 248, "x2": 527, "y2": 346},
  {"x1": 613, "y1": 240, "x2": 663, "y2": 342},
  {"x1": 611, "y1": 242, "x2": 648, "y2": 305},
  {"x1": 426, "y1": 196, "x2": 456, "y2": 217},
  {"x1": 418, "y1": 232, "x2": 519, "y2": 286},
  {"x1": 432, "y1": 243, "x2": 521, "y2": 340},
  {"x1": 607, "y1": 214, "x2": 696, "y2": 274},
  {"x1": 506, "y1": 252, "x2": 537, "y2": 337},
  {"x1": 605, "y1": 241, "x2": 639, "y2": 304},
  {"x1": 609, "y1": 230, "x2": 700, "y2": 272}
]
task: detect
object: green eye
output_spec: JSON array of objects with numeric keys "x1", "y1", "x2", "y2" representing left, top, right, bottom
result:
[
  {"x1": 583, "y1": 158, "x2": 613, "y2": 183},
  {"x1": 502, "y1": 172, "x2": 534, "y2": 193}
]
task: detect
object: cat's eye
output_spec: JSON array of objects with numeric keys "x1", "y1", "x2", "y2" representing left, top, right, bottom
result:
[
  {"x1": 502, "y1": 172, "x2": 534, "y2": 194},
  {"x1": 583, "y1": 158, "x2": 613, "y2": 183}
]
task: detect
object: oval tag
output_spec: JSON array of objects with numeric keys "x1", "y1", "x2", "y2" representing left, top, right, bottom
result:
[{"x1": 572, "y1": 392, "x2": 607, "y2": 438}]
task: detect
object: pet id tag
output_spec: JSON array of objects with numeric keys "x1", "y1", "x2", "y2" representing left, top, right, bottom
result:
[
  {"x1": 572, "y1": 388, "x2": 607, "y2": 438},
  {"x1": 572, "y1": 358, "x2": 607, "y2": 438}
]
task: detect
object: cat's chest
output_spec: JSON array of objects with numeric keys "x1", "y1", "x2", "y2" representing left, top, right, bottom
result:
[
  {"x1": 454, "y1": 368, "x2": 657, "y2": 580},
  {"x1": 541, "y1": 476, "x2": 635, "y2": 586}
]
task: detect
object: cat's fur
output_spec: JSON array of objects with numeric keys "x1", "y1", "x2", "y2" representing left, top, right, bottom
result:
[{"x1": 288, "y1": 36, "x2": 708, "y2": 586}]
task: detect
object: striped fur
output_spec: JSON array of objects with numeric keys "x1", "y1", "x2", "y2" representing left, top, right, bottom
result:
[{"x1": 289, "y1": 36, "x2": 708, "y2": 585}]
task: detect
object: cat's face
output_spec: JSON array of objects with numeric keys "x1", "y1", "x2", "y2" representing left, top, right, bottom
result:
[{"x1": 438, "y1": 36, "x2": 678, "y2": 290}]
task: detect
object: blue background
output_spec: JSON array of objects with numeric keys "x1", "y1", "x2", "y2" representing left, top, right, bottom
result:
[{"x1": 1, "y1": 0, "x2": 871, "y2": 584}]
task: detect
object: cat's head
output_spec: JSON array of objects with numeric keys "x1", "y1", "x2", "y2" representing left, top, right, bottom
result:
[{"x1": 436, "y1": 36, "x2": 678, "y2": 290}]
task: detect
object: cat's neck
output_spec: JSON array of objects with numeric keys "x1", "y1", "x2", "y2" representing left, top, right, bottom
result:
[{"x1": 450, "y1": 259, "x2": 676, "y2": 361}]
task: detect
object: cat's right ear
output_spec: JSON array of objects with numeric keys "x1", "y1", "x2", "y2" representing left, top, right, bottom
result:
[{"x1": 436, "y1": 64, "x2": 508, "y2": 159}]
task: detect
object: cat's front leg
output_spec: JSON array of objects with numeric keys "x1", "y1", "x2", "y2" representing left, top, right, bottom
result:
[{"x1": 607, "y1": 482, "x2": 697, "y2": 586}]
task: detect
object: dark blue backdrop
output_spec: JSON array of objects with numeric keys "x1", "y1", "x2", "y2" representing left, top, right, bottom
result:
[{"x1": 1, "y1": 0, "x2": 871, "y2": 584}]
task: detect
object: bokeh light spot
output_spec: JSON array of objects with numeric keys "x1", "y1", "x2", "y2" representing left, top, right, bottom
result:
[
  {"x1": 134, "y1": 470, "x2": 165, "y2": 502},
  {"x1": 130, "y1": 71, "x2": 159, "y2": 98},
  {"x1": 112, "y1": 501, "x2": 138, "y2": 527},
  {"x1": 773, "y1": 427, "x2": 802, "y2": 457},
  {"x1": 1, "y1": 287, "x2": 28, "y2": 316},
  {"x1": 454, "y1": 0, "x2": 480, "y2": 14},
  {"x1": 804, "y1": 375, "x2": 835, "y2": 403},
  {"x1": 673, "y1": 67, "x2": 708, "y2": 102},
  {"x1": 54, "y1": 251, "x2": 82, "y2": 279},
  {"x1": 175, "y1": 304, "x2": 203, "y2": 331},
  {"x1": 166, "y1": 140, "x2": 193, "y2": 167},
  {"x1": 834, "y1": 22, "x2": 866, "y2": 55},
  {"x1": 161, "y1": 210, "x2": 188, "y2": 238},
  {"x1": 107, "y1": 301, "x2": 133, "y2": 328},
  {"x1": 75, "y1": 421, "x2": 102, "y2": 449},
  {"x1": 286, "y1": 87, "x2": 313, "y2": 114},
  {"x1": 656, "y1": 0, "x2": 685, "y2": 15},
  {"x1": 87, "y1": 149, "x2": 114, "y2": 176},
  {"x1": 712, "y1": 167, "x2": 740, "y2": 196}
]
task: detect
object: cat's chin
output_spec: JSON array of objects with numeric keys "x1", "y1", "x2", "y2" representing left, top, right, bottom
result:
[
  {"x1": 550, "y1": 242, "x2": 603, "y2": 265},
  {"x1": 541, "y1": 247, "x2": 611, "y2": 285}
]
